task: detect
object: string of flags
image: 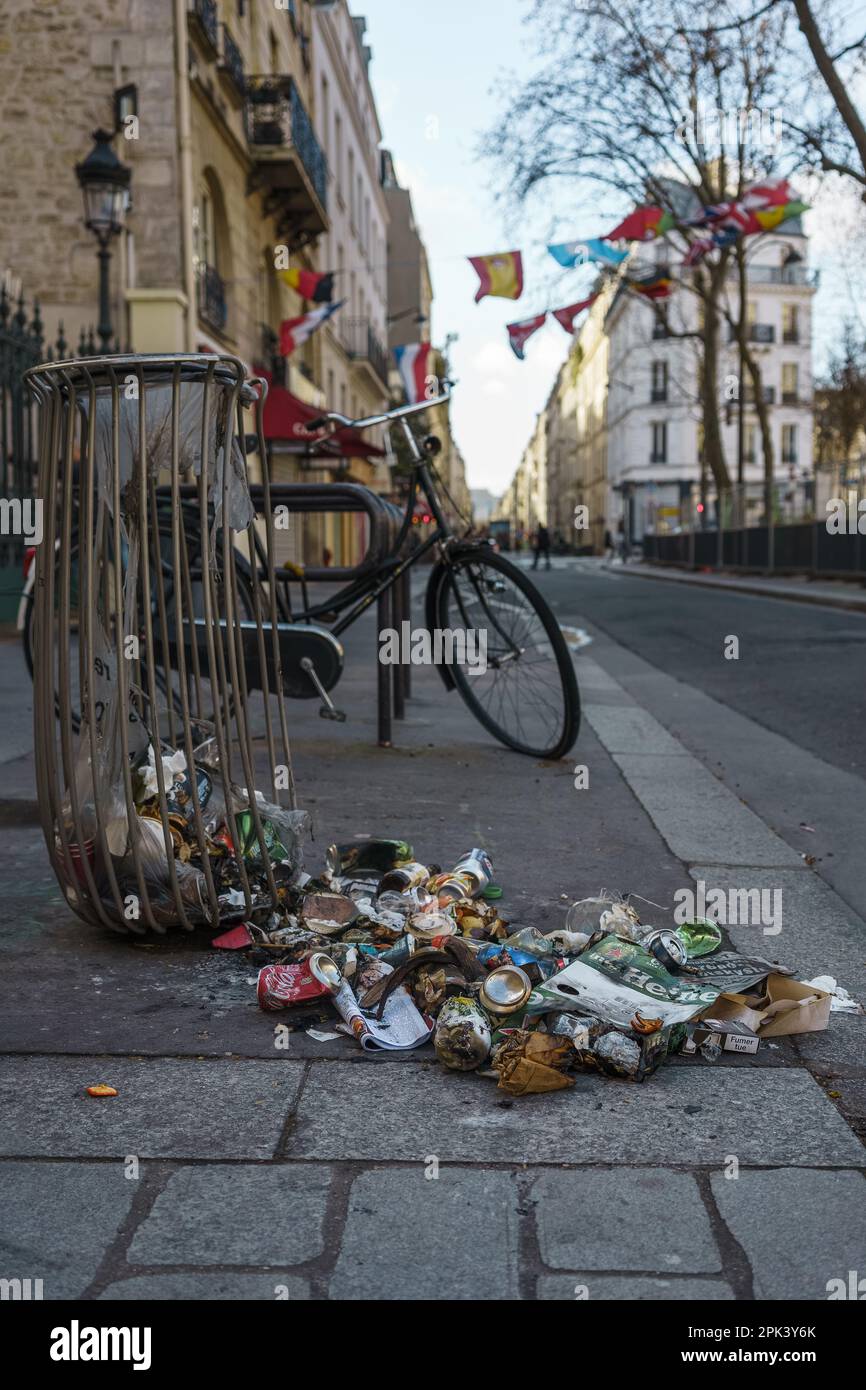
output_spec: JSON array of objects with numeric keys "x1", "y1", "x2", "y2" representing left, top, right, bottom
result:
[
  {"x1": 275, "y1": 174, "x2": 808, "y2": 380},
  {"x1": 467, "y1": 175, "x2": 808, "y2": 360}
]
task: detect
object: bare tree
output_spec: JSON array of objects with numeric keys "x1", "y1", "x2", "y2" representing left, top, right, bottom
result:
[{"x1": 484, "y1": 0, "x2": 798, "y2": 496}]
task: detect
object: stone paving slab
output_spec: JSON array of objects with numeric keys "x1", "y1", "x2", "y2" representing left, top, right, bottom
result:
[
  {"x1": 0, "y1": 1057, "x2": 305, "y2": 1159},
  {"x1": 0, "y1": 1161, "x2": 135, "y2": 1299},
  {"x1": 689, "y1": 865, "x2": 866, "y2": 997},
  {"x1": 537, "y1": 1275, "x2": 734, "y2": 1300},
  {"x1": 710, "y1": 1169, "x2": 866, "y2": 1300},
  {"x1": 608, "y1": 753, "x2": 802, "y2": 867},
  {"x1": 584, "y1": 703, "x2": 691, "y2": 757},
  {"x1": 128, "y1": 1164, "x2": 331, "y2": 1266},
  {"x1": 529, "y1": 1169, "x2": 720, "y2": 1272},
  {"x1": 98, "y1": 1273, "x2": 310, "y2": 1300},
  {"x1": 328, "y1": 1167, "x2": 520, "y2": 1300},
  {"x1": 286, "y1": 1061, "x2": 865, "y2": 1166},
  {"x1": 794, "y1": 1015, "x2": 866, "y2": 1077}
]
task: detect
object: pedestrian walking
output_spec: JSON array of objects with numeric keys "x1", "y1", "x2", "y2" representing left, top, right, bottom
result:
[
  {"x1": 532, "y1": 522, "x2": 551, "y2": 570},
  {"x1": 617, "y1": 518, "x2": 629, "y2": 564}
]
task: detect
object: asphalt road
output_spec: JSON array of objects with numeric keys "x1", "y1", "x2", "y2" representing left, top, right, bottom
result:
[
  {"x1": 540, "y1": 561, "x2": 866, "y2": 779},
  {"x1": 515, "y1": 559, "x2": 866, "y2": 920}
]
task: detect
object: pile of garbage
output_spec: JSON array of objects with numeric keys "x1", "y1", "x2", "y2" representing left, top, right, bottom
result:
[
  {"x1": 59, "y1": 738, "x2": 309, "y2": 932},
  {"x1": 210, "y1": 839, "x2": 842, "y2": 1094}
]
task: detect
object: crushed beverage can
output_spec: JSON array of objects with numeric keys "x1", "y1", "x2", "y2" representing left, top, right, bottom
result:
[
  {"x1": 480, "y1": 965, "x2": 532, "y2": 1017},
  {"x1": 326, "y1": 839, "x2": 413, "y2": 878},
  {"x1": 643, "y1": 928, "x2": 688, "y2": 974},
  {"x1": 378, "y1": 861, "x2": 430, "y2": 894},
  {"x1": 257, "y1": 952, "x2": 343, "y2": 1011},
  {"x1": 434, "y1": 996, "x2": 492, "y2": 1071},
  {"x1": 433, "y1": 848, "x2": 493, "y2": 905}
]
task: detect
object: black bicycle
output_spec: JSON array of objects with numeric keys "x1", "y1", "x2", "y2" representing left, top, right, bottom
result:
[
  {"x1": 23, "y1": 384, "x2": 580, "y2": 760},
  {"x1": 269, "y1": 385, "x2": 581, "y2": 760}
]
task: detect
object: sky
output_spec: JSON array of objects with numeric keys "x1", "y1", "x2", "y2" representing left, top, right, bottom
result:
[{"x1": 356, "y1": 0, "x2": 866, "y2": 498}]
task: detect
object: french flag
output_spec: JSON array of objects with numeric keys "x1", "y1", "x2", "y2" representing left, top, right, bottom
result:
[{"x1": 394, "y1": 342, "x2": 433, "y2": 404}]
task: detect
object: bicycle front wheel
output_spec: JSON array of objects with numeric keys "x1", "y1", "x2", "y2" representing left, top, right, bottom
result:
[{"x1": 435, "y1": 546, "x2": 580, "y2": 759}]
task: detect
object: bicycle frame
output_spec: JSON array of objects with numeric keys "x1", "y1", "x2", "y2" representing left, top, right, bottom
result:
[{"x1": 269, "y1": 389, "x2": 460, "y2": 639}]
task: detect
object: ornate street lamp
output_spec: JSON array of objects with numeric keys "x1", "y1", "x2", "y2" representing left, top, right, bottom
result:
[{"x1": 75, "y1": 129, "x2": 131, "y2": 352}]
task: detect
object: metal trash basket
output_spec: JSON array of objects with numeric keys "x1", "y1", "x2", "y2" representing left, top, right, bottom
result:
[{"x1": 25, "y1": 353, "x2": 304, "y2": 935}]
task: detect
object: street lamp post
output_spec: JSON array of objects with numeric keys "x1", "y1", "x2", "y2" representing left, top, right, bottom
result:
[{"x1": 75, "y1": 129, "x2": 131, "y2": 352}]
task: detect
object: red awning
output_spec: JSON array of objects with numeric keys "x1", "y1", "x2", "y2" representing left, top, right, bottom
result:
[{"x1": 260, "y1": 377, "x2": 384, "y2": 459}]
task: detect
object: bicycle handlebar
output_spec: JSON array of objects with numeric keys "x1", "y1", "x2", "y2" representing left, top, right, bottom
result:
[{"x1": 307, "y1": 380, "x2": 453, "y2": 434}]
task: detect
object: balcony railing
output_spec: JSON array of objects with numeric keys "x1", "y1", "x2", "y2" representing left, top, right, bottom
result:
[
  {"x1": 219, "y1": 24, "x2": 245, "y2": 98},
  {"x1": 650, "y1": 387, "x2": 668, "y2": 402},
  {"x1": 649, "y1": 452, "x2": 668, "y2": 464},
  {"x1": 189, "y1": 0, "x2": 219, "y2": 55},
  {"x1": 342, "y1": 317, "x2": 389, "y2": 389},
  {"x1": 246, "y1": 75, "x2": 328, "y2": 213},
  {"x1": 783, "y1": 328, "x2": 800, "y2": 344},
  {"x1": 748, "y1": 323, "x2": 775, "y2": 343},
  {"x1": 727, "y1": 264, "x2": 818, "y2": 287},
  {"x1": 652, "y1": 322, "x2": 671, "y2": 339},
  {"x1": 782, "y1": 389, "x2": 800, "y2": 405},
  {"x1": 744, "y1": 385, "x2": 776, "y2": 405},
  {"x1": 196, "y1": 263, "x2": 227, "y2": 333}
]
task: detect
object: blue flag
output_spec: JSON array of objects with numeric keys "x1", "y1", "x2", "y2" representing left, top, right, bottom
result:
[{"x1": 547, "y1": 238, "x2": 628, "y2": 269}]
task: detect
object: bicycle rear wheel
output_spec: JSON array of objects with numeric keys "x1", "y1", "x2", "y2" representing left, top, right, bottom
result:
[{"x1": 435, "y1": 546, "x2": 580, "y2": 759}]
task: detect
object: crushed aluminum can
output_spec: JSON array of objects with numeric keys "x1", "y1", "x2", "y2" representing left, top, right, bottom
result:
[
  {"x1": 545, "y1": 1012, "x2": 593, "y2": 1048},
  {"x1": 300, "y1": 892, "x2": 358, "y2": 935},
  {"x1": 406, "y1": 910, "x2": 456, "y2": 942},
  {"x1": 479, "y1": 965, "x2": 532, "y2": 1017},
  {"x1": 257, "y1": 952, "x2": 343, "y2": 1011},
  {"x1": 434, "y1": 995, "x2": 492, "y2": 1071},
  {"x1": 432, "y1": 848, "x2": 493, "y2": 905},
  {"x1": 326, "y1": 839, "x2": 413, "y2": 878},
  {"x1": 379, "y1": 935, "x2": 418, "y2": 966},
  {"x1": 377, "y1": 861, "x2": 431, "y2": 895},
  {"x1": 643, "y1": 928, "x2": 688, "y2": 974},
  {"x1": 593, "y1": 1030, "x2": 643, "y2": 1076}
]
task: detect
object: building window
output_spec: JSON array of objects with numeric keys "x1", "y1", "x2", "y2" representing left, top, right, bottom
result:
[
  {"x1": 651, "y1": 421, "x2": 667, "y2": 463},
  {"x1": 782, "y1": 362, "x2": 798, "y2": 403},
  {"x1": 783, "y1": 304, "x2": 799, "y2": 344},
  {"x1": 348, "y1": 148, "x2": 356, "y2": 225},
  {"x1": 334, "y1": 114, "x2": 343, "y2": 191},
  {"x1": 327, "y1": 368, "x2": 335, "y2": 406},
  {"x1": 269, "y1": 27, "x2": 279, "y2": 76},
  {"x1": 782, "y1": 423, "x2": 798, "y2": 463},
  {"x1": 745, "y1": 423, "x2": 757, "y2": 463},
  {"x1": 651, "y1": 360, "x2": 668, "y2": 402}
]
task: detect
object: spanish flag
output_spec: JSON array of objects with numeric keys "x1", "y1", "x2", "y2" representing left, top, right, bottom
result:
[
  {"x1": 468, "y1": 250, "x2": 524, "y2": 303},
  {"x1": 278, "y1": 267, "x2": 335, "y2": 303}
]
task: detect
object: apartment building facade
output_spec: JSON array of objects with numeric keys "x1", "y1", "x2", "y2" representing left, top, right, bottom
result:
[
  {"x1": 607, "y1": 222, "x2": 816, "y2": 543},
  {"x1": 381, "y1": 149, "x2": 470, "y2": 524},
  {"x1": 496, "y1": 219, "x2": 815, "y2": 551},
  {"x1": 0, "y1": 0, "x2": 403, "y2": 565},
  {"x1": 312, "y1": 5, "x2": 390, "y2": 473}
]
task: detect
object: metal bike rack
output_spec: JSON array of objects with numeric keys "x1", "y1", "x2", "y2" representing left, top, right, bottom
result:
[
  {"x1": 26, "y1": 353, "x2": 303, "y2": 935},
  {"x1": 247, "y1": 481, "x2": 415, "y2": 747}
]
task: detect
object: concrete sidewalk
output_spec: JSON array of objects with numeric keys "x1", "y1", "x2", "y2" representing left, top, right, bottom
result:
[
  {"x1": 613, "y1": 560, "x2": 866, "y2": 613},
  {"x1": 0, "y1": 587, "x2": 863, "y2": 1301}
]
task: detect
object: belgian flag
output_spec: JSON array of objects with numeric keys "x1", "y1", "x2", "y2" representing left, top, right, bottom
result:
[{"x1": 279, "y1": 267, "x2": 335, "y2": 303}]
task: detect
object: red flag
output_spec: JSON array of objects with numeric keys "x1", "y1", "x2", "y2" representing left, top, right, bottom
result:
[
  {"x1": 603, "y1": 206, "x2": 672, "y2": 242},
  {"x1": 552, "y1": 294, "x2": 598, "y2": 334},
  {"x1": 506, "y1": 313, "x2": 546, "y2": 359}
]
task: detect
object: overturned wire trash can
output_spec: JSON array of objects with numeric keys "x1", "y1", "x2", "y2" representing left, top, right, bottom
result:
[{"x1": 26, "y1": 353, "x2": 307, "y2": 935}]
